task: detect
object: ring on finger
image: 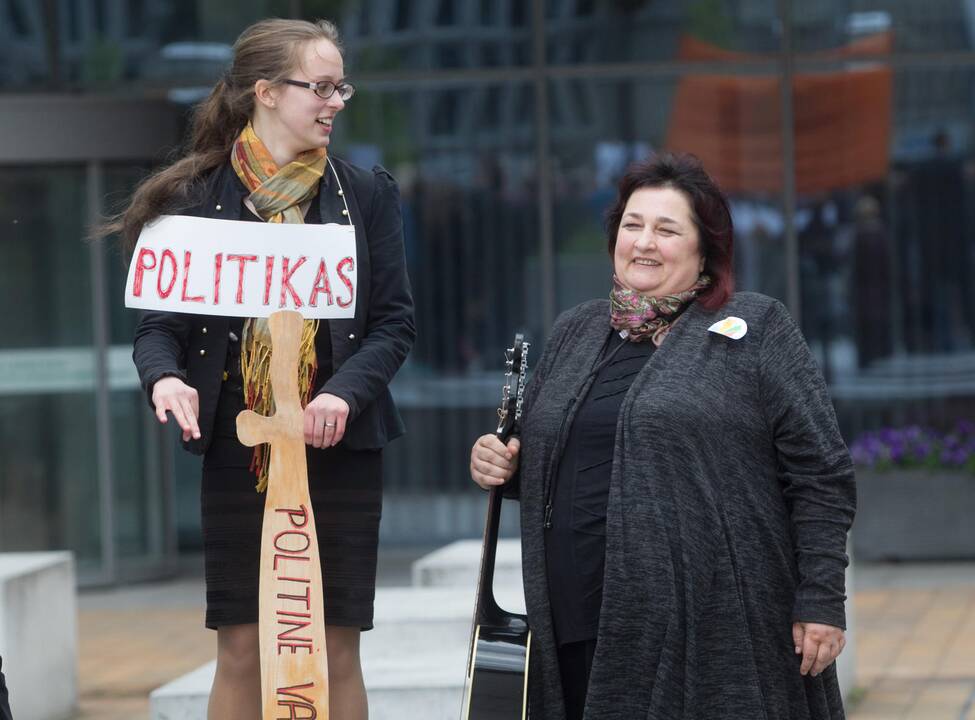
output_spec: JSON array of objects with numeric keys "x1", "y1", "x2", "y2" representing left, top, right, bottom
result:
[{"x1": 324, "y1": 421, "x2": 336, "y2": 429}]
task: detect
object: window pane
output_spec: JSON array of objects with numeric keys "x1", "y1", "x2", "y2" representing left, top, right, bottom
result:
[
  {"x1": 793, "y1": 64, "x2": 975, "y2": 440},
  {"x1": 545, "y1": 0, "x2": 782, "y2": 65},
  {"x1": 0, "y1": 394, "x2": 101, "y2": 573},
  {"x1": 106, "y1": 164, "x2": 151, "y2": 346},
  {"x1": 103, "y1": 164, "x2": 174, "y2": 568},
  {"x1": 111, "y1": 390, "x2": 171, "y2": 567},
  {"x1": 327, "y1": 82, "x2": 540, "y2": 541},
  {"x1": 321, "y1": 0, "x2": 532, "y2": 71},
  {"x1": 0, "y1": 1, "x2": 289, "y2": 93},
  {"x1": 0, "y1": 167, "x2": 103, "y2": 576},
  {"x1": 0, "y1": 167, "x2": 92, "y2": 345},
  {"x1": 794, "y1": 0, "x2": 975, "y2": 55},
  {"x1": 0, "y1": 2, "x2": 531, "y2": 93}
]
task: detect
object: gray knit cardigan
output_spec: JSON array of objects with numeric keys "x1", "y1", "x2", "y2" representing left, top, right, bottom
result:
[{"x1": 515, "y1": 292, "x2": 856, "y2": 720}]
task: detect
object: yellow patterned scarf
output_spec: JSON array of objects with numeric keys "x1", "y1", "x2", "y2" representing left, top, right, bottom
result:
[{"x1": 231, "y1": 122, "x2": 327, "y2": 491}]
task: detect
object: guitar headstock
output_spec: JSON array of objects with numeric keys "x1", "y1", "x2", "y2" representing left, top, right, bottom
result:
[{"x1": 495, "y1": 333, "x2": 529, "y2": 441}]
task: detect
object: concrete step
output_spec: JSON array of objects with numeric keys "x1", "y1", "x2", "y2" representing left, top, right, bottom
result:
[
  {"x1": 150, "y1": 585, "x2": 527, "y2": 720},
  {"x1": 0, "y1": 552, "x2": 77, "y2": 720},
  {"x1": 150, "y1": 655, "x2": 465, "y2": 720},
  {"x1": 412, "y1": 539, "x2": 524, "y2": 594}
]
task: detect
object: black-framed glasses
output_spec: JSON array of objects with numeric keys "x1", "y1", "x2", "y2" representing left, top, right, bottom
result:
[{"x1": 282, "y1": 79, "x2": 356, "y2": 101}]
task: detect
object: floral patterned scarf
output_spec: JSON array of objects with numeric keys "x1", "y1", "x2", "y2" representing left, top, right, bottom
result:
[{"x1": 609, "y1": 274, "x2": 712, "y2": 345}]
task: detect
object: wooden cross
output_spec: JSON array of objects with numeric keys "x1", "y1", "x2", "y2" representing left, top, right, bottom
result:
[{"x1": 237, "y1": 310, "x2": 329, "y2": 720}]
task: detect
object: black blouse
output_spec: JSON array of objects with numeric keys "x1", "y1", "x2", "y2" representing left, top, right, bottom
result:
[{"x1": 544, "y1": 330, "x2": 655, "y2": 645}]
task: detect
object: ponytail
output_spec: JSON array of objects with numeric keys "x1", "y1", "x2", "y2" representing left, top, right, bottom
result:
[{"x1": 98, "y1": 78, "x2": 246, "y2": 254}]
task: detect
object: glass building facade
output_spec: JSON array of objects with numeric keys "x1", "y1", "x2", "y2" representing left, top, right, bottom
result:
[{"x1": 1, "y1": 0, "x2": 973, "y2": 584}]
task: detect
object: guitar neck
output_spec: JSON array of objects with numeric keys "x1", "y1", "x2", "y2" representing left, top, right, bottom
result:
[
  {"x1": 473, "y1": 334, "x2": 527, "y2": 626},
  {"x1": 474, "y1": 482, "x2": 505, "y2": 623}
]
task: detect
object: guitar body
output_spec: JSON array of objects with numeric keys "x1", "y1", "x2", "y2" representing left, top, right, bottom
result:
[
  {"x1": 464, "y1": 610, "x2": 531, "y2": 719},
  {"x1": 462, "y1": 335, "x2": 531, "y2": 720}
]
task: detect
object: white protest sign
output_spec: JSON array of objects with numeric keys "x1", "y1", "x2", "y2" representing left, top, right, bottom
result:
[{"x1": 124, "y1": 214, "x2": 357, "y2": 318}]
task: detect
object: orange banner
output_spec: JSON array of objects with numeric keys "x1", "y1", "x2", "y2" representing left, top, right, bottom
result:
[{"x1": 665, "y1": 33, "x2": 893, "y2": 194}]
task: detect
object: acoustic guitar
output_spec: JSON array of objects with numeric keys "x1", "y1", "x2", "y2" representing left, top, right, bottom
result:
[{"x1": 461, "y1": 334, "x2": 531, "y2": 720}]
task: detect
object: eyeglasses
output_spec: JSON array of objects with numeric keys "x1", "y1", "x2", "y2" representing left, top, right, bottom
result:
[{"x1": 282, "y1": 79, "x2": 356, "y2": 101}]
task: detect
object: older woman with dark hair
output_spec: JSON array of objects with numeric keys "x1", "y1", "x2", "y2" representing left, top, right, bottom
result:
[{"x1": 471, "y1": 152, "x2": 855, "y2": 720}]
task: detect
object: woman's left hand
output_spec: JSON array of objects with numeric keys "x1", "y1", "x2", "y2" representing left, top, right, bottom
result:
[
  {"x1": 793, "y1": 621, "x2": 846, "y2": 677},
  {"x1": 304, "y1": 393, "x2": 350, "y2": 448}
]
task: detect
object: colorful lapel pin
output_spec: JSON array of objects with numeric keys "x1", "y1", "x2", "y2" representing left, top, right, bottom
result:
[{"x1": 708, "y1": 316, "x2": 748, "y2": 340}]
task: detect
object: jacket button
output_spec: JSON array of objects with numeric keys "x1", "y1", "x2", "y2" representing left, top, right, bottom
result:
[
  {"x1": 215, "y1": 204, "x2": 222, "y2": 211},
  {"x1": 341, "y1": 209, "x2": 349, "y2": 216},
  {"x1": 338, "y1": 189, "x2": 344, "y2": 196},
  {"x1": 201, "y1": 327, "x2": 208, "y2": 334},
  {"x1": 199, "y1": 349, "x2": 206, "y2": 357},
  {"x1": 348, "y1": 333, "x2": 356, "y2": 340}
]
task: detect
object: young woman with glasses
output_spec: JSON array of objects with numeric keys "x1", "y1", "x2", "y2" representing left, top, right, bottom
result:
[{"x1": 108, "y1": 18, "x2": 414, "y2": 720}]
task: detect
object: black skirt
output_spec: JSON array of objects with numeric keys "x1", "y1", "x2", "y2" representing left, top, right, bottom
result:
[{"x1": 201, "y1": 375, "x2": 383, "y2": 631}]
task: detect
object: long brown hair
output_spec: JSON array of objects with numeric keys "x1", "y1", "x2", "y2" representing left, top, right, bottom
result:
[{"x1": 101, "y1": 18, "x2": 342, "y2": 252}]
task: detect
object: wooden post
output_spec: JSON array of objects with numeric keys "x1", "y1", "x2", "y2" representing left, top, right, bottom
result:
[{"x1": 237, "y1": 310, "x2": 329, "y2": 720}]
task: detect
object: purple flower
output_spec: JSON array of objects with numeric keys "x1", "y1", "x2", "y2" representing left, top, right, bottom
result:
[{"x1": 851, "y1": 421, "x2": 975, "y2": 475}]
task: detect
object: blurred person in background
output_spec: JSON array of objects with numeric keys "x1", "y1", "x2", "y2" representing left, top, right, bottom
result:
[{"x1": 852, "y1": 194, "x2": 892, "y2": 368}]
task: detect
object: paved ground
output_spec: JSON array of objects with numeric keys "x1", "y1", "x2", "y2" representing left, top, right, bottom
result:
[
  {"x1": 848, "y1": 563, "x2": 975, "y2": 720},
  {"x1": 69, "y1": 557, "x2": 975, "y2": 719},
  {"x1": 72, "y1": 548, "x2": 422, "y2": 720}
]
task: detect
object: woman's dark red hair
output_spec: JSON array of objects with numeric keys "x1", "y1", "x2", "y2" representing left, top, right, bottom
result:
[{"x1": 605, "y1": 152, "x2": 734, "y2": 310}]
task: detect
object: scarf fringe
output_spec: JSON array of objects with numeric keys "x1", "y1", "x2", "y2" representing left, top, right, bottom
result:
[{"x1": 241, "y1": 319, "x2": 319, "y2": 492}]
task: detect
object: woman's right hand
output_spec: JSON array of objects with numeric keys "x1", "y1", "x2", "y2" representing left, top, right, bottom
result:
[
  {"x1": 470, "y1": 434, "x2": 521, "y2": 489},
  {"x1": 151, "y1": 376, "x2": 201, "y2": 442}
]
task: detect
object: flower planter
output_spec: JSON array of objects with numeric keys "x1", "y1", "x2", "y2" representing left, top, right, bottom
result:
[{"x1": 852, "y1": 469, "x2": 975, "y2": 561}]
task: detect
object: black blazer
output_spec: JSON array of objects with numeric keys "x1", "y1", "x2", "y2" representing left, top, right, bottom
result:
[
  {"x1": 132, "y1": 156, "x2": 415, "y2": 454},
  {"x1": 0, "y1": 655, "x2": 11, "y2": 720}
]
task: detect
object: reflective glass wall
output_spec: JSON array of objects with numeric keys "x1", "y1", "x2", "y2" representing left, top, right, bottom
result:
[
  {"x1": 2, "y1": 0, "x2": 974, "y2": 575},
  {"x1": 0, "y1": 167, "x2": 101, "y2": 574},
  {"x1": 0, "y1": 160, "x2": 176, "y2": 584},
  {"x1": 786, "y1": 2, "x2": 975, "y2": 441}
]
